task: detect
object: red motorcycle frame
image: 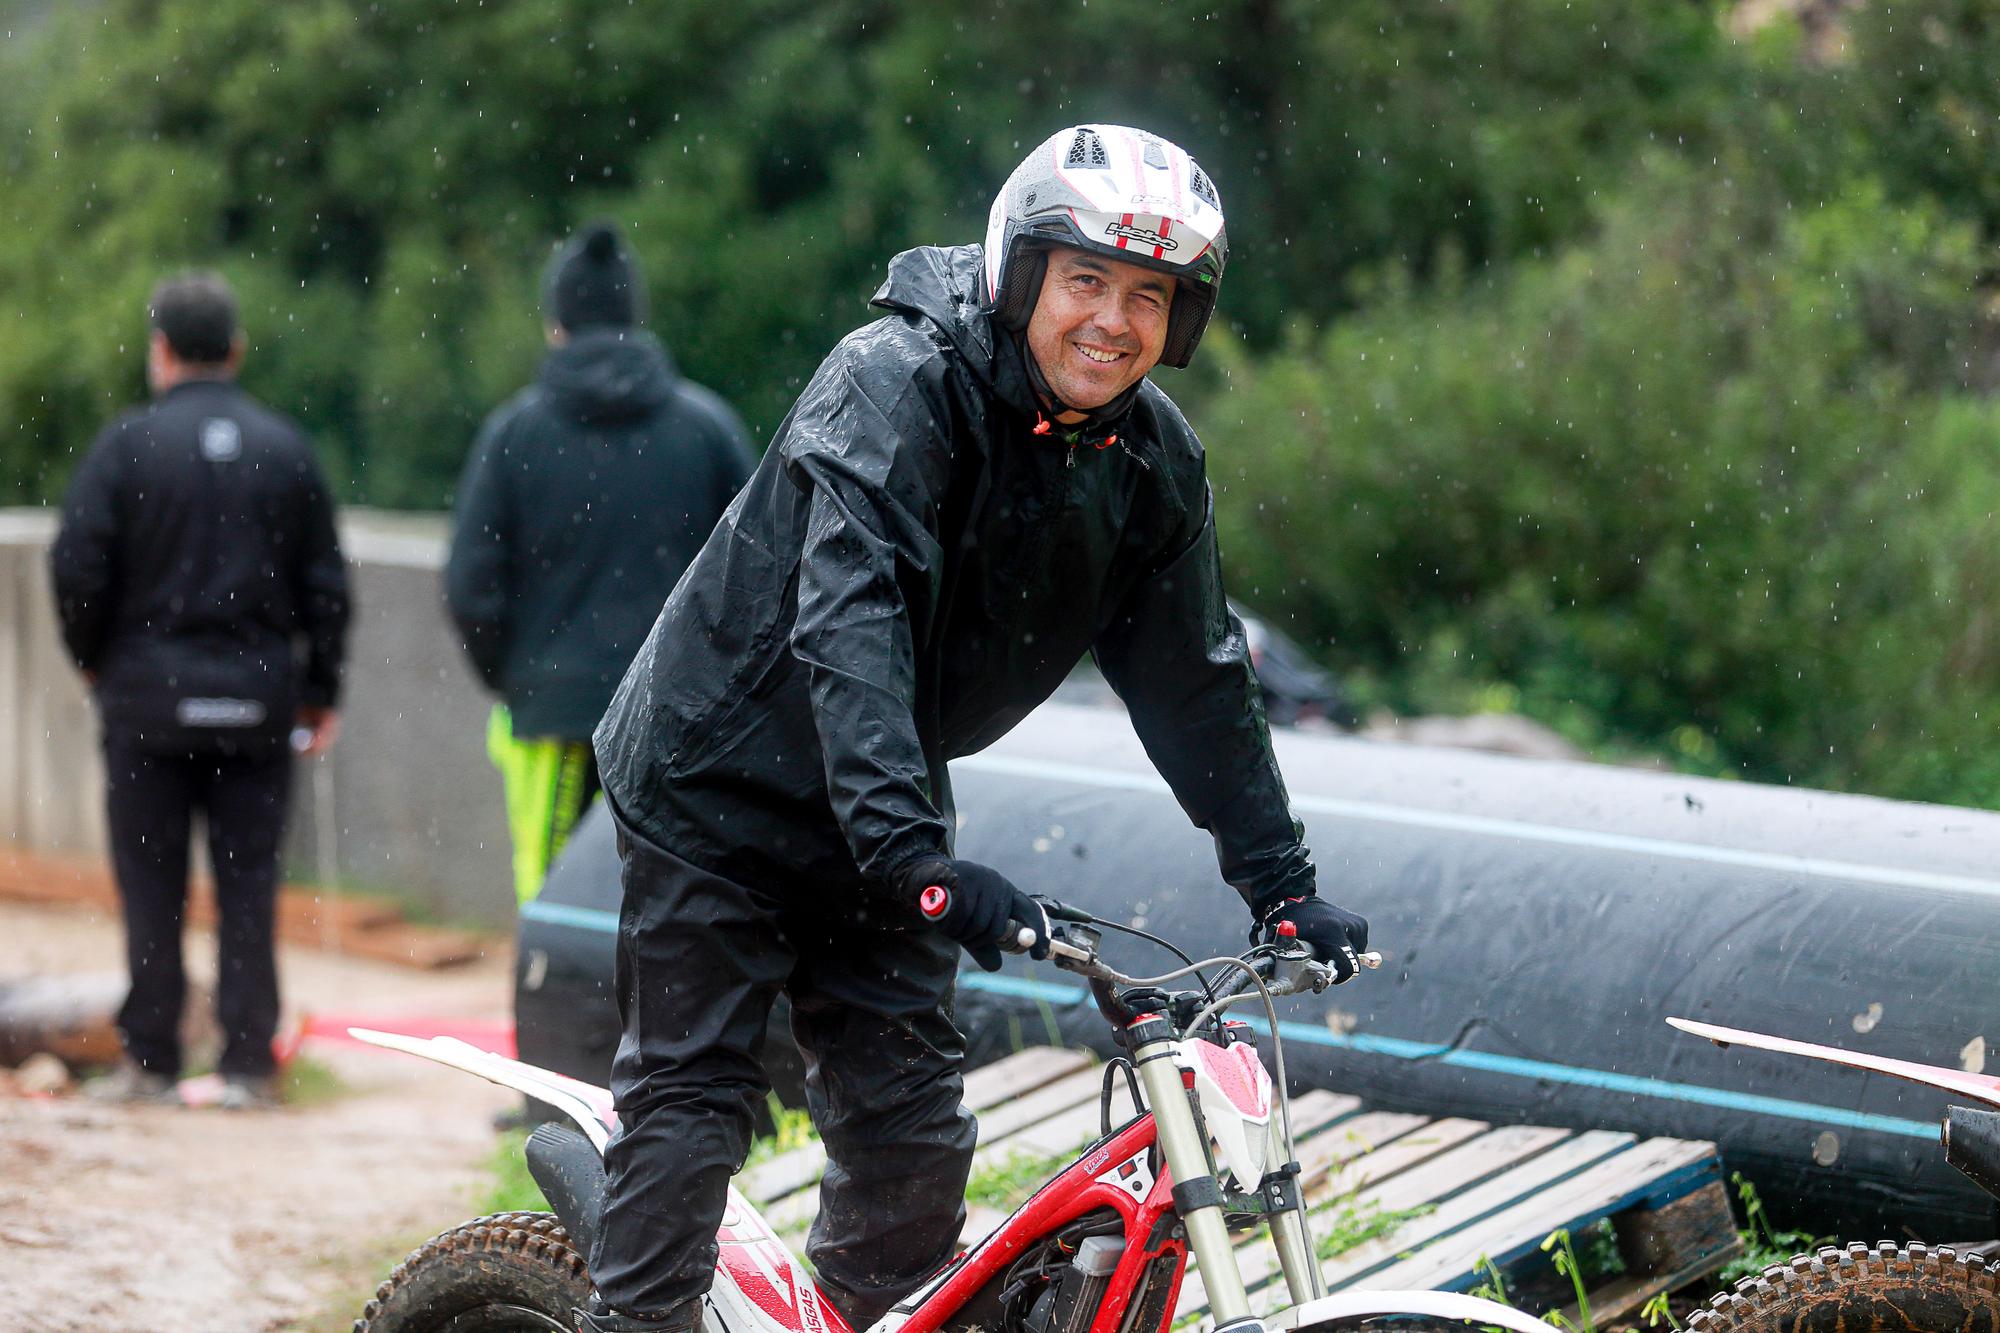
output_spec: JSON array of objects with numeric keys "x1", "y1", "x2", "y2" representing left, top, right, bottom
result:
[{"x1": 355, "y1": 912, "x2": 1545, "y2": 1333}]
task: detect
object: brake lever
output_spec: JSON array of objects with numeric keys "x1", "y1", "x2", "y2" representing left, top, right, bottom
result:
[
  {"x1": 1275, "y1": 947, "x2": 1384, "y2": 994},
  {"x1": 1037, "y1": 897, "x2": 1095, "y2": 924},
  {"x1": 1003, "y1": 915, "x2": 1097, "y2": 968}
]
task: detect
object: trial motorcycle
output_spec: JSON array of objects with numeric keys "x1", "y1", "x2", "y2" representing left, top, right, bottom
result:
[
  {"x1": 350, "y1": 900, "x2": 1548, "y2": 1333},
  {"x1": 1670, "y1": 1015, "x2": 2000, "y2": 1331}
]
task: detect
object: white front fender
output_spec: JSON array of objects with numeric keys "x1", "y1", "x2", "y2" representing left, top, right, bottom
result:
[{"x1": 1270, "y1": 1289, "x2": 1552, "y2": 1333}]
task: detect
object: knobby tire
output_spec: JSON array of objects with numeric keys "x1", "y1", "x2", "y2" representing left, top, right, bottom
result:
[
  {"x1": 353, "y1": 1210, "x2": 590, "y2": 1333},
  {"x1": 1689, "y1": 1240, "x2": 2000, "y2": 1332}
]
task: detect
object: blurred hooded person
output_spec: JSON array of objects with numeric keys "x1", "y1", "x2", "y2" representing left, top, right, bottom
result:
[
  {"x1": 578, "y1": 127, "x2": 1369, "y2": 1332},
  {"x1": 446, "y1": 220, "x2": 755, "y2": 907},
  {"x1": 51, "y1": 270, "x2": 351, "y2": 1110}
]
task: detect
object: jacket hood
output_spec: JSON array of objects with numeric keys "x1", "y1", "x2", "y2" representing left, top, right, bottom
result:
[
  {"x1": 539, "y1": 327, "x2": 678, "y2": 422},
  {"x1": 870, "y1": 245, "x2": 1042, "y2": 415},
  {"x1": 871, "y1": 243, "x2": 1148, "y2": 435}
]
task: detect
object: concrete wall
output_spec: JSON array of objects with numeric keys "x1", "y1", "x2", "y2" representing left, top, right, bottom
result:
[{"x1": 0, "y1": 508, "x2": 516, "y2": 928}]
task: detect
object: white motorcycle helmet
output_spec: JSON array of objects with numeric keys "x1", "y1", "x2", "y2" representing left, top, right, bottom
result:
[{"x1": 984, "y1": 125, "x2": 1228, "y2": 370}]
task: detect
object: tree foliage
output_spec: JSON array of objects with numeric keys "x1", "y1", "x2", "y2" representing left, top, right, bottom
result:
[
  {"x1": 1203, "y1": 161, "x2": 1999, "y2": 802},
  {"x1": 3, "y1": 0, "x2": 1997, "y2": 804},
  {"x1": 1, "y1": 0, "x2": 1739, "y2": 504}
]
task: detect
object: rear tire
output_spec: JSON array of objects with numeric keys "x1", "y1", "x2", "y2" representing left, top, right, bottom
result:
[
  {"x1": 354, "y1": 1211, "x2": 590, "y2": 1333},
  {"x1": 1689, "y1": 1241, "x2": 2000, "y2": 1332}
]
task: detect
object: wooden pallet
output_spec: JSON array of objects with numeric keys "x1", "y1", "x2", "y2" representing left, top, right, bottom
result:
[
  {"x1": 735, "y1": 1047, "x2": 1742, "y2": 1328},
  {"x1": 0, "y1": 846, "x2": 488, "y2": 967}
]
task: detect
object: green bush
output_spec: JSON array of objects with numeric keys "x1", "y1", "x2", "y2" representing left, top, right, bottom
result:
[
  {"x1": 1, "y1": 0, "x2": 1745, "y2": 507},
  {"x1": 1195, "y1": 160, "x2": 2000, "y2": 806}
]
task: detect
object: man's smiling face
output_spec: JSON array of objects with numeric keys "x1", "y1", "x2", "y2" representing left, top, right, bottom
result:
[{"x1": 1024, "y1": 247, "x2": 1174, "y2": 419}]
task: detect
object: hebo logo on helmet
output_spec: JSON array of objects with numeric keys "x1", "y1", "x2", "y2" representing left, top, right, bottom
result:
[
  {"x1": 985, "y1": 124, "x2": 1228, "y2": 370},
  {"x1": 1101, "y1": 219, "x2": 1180, "y2": 253}
]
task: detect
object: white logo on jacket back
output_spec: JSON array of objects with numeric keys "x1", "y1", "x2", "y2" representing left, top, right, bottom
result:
[
  {"x1": 199, "y1": 418, "x2": 242, "y2": 462},
  {"x1": 177, "y1": 697, "x2": 266, "y2": 728}
]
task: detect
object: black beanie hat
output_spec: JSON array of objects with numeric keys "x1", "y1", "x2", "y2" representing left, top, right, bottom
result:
[{"x1": 543, "y1": 221, "x2": 645, "y2": 332}]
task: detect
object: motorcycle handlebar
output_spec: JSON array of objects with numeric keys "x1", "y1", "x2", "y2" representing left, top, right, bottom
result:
[{"x1": 995, "y1": 899, "x2": 1382, "y2": 992}]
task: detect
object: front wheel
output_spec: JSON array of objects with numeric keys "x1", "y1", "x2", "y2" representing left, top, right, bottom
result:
[
  {"x1": 1690, "y1": 1241, "x2": 2000, "y2": 1332},
  {"x1": 354, "y1": 1211, "x2": 592, "y2": 1332}
]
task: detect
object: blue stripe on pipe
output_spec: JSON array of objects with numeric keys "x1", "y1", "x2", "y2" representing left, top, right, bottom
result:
[
  {"x1": 521, "y1": 899, "x2": 1937, "y2": 1140},
  {"x1": 953, "y1": 753, "x2": 2000, "y2": 899},
  {"x1": 521, "y1": 900, "x2": 622, "y2": 934}
]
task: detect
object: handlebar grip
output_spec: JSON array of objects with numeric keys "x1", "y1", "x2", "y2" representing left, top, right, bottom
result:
[
  {"x1": 1002, "y1": 919, "x2": 1037, "y2": 954},
  {"x1": 1357, "y1": 951, "x2": 1383, "y2": 970}
]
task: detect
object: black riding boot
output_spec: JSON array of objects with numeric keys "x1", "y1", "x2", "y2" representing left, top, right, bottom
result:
[{"x1": 575, "y1": 1295, "x2": 703, "y2": 1333}]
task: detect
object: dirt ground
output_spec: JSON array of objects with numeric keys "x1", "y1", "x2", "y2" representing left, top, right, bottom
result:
[{"x1": 0, "y1": 897, "x2": 521, "y2": 1332}]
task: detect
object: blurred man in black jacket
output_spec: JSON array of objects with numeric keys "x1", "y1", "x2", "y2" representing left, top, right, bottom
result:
[
  {"x1": 446, "y1": 221, "x2": 753, "y2": 908},
  {"x1": 51, "y1": 271, "x2": 350, "y2": 1109}
]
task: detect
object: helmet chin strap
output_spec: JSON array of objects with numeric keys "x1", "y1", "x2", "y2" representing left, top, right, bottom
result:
[{"x1": 1019, "y1": 332, "x2": 1143, "y2": 436}]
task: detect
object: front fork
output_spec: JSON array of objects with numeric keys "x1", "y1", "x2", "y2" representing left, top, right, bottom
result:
[
  {"x1": 1266, "y1": 1140, "x2": 1325, "y2": 1306},
  {"x1": 1130, "y1": 1022, "x2": 1322, "y2": 1333}
]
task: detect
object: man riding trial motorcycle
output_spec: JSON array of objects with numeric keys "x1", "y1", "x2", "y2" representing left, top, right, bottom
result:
[{"x1": 581, "y1": 124, "x2": 1371, "y2": 1333}]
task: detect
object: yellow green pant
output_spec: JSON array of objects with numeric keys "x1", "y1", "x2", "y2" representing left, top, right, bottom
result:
[{"x1": 486, "y1": 705, "x2": 598, "y2": 905}]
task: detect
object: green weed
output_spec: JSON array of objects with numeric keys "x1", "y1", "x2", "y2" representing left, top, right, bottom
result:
[
  {"x1": 1538, "y1": 1227, "x2": 1594, "y2": 1333},
  {"x1": 484, "y1": 1128, "x2": 549, "y2": 1213},
  {"x1": 1313, "y1": 1196, "x2": 1435, "y2": 1260},
  {"x1": 745, "y1": 1094, "x2": 819, "y2": 1170},
  {"x1": 1718, "y1": 1172, "x2": 1821, "y2": 1283},
  {"x1": 966, "y1": 1148, "x2": 1068, "y2": 1212},
  {"x1": 1469, "y1": 1251, "x2": 1513, "y2": 1309},
  {"x1": 279, "y1": 1054, "x2": 346, "y2": 1108}
]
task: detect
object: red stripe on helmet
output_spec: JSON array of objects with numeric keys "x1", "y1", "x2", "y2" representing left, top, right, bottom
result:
[{"x1": 1116, "y1": 212, "x2": 1132, "y2": 250}]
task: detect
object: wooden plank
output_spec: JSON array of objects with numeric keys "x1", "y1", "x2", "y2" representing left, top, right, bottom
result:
[
  {"x1": 779, "y1": 1053, "x2": 1129, "y2": 1237},
  {"x1": 966, "y1": 1088, "x2": 1367, "y2": 1253},
  {"x1": 1175, "y1": 1111, "x2": 1440, "y2": 1317},
  {"x1": 764, "y1": 1185, "x2": 820, "y2": 1241},
  {"x1": 964, "y1": 1047, "x2": 1094, "y2": 1112},
  {"x1": 1327, "y1": 1123, "x2": 1571, "y2": 1217},
  {"x1": 1574, "y1": 1244, "x2": 1745, "y2": 1331},
  {"x1": 1282, "y1": 1089, "x2": 1368, "y2": 1139},
  {"x1": 1613, "y1": 1176, "x2": 1742, "y2": 1277},
  {"x1": 1566, "y1": 1178, "x2": 1744, "y2": 1327},
  {"x1": 1002, "y1": 1083, "x2": 1145, "y2": 1159},
  {"x1": 1313, "y1": 1117, "x2": 1493, "y2": 1202},
  {"x1": 750, "y1": 1047, "x2": 1093, "y2": 1209},
  {"x1": 1363, "y1": 1136, "x2": 1716, "y2": 1293},
  {"x1": 326, "y1": 922, "x2": 489, "y2": 969},
  {"x1": 1316, "y1": 1129, "x2": 1635, "y2": 1293},
  {"x1": 740, "y1": 1141, "x2": 829, "y2": 1206},
  {"x1": 1296, "y1": 1111, "x2": 1429, "y2": 1201},
  {"x1": 974, "y1": 1066, "x2": 1106, "y2": 1144}
]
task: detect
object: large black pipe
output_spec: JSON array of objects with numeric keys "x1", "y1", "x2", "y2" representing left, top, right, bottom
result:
[{"x1": 520, "y1": 701, "x2": 2000, "y2": 1238}]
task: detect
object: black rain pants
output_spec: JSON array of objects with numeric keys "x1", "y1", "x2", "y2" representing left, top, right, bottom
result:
[
  {"x1": 102, "y1": 738, "x2": 292, "y2": 1079},
  {"x1": 591, "y1": 817, "x2": 975, "y2": 1326}
]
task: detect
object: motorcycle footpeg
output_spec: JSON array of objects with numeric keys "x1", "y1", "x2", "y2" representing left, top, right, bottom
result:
[{"x1": 525, "y1": 1120, "x2": 608, "y2": 1258}]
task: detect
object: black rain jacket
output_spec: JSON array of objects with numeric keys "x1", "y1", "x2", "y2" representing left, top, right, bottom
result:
[
  {"x1": 446, "y1": 328, "x2": 754, "y2": 740},
  {"x1": 50, "y1": 378, "x2": 350, "y2": 754},
  {"x1": 595, "y1": 244, "x2": 1313, "y2": 915}
]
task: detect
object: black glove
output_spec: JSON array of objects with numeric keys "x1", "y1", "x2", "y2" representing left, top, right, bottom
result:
[
  {"x1": 1256, "y1": 893, "x2": 1368, "y2": 983},
  {"x1": 896, "y1": 856, "x2": 1050, "y2": 972}
]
